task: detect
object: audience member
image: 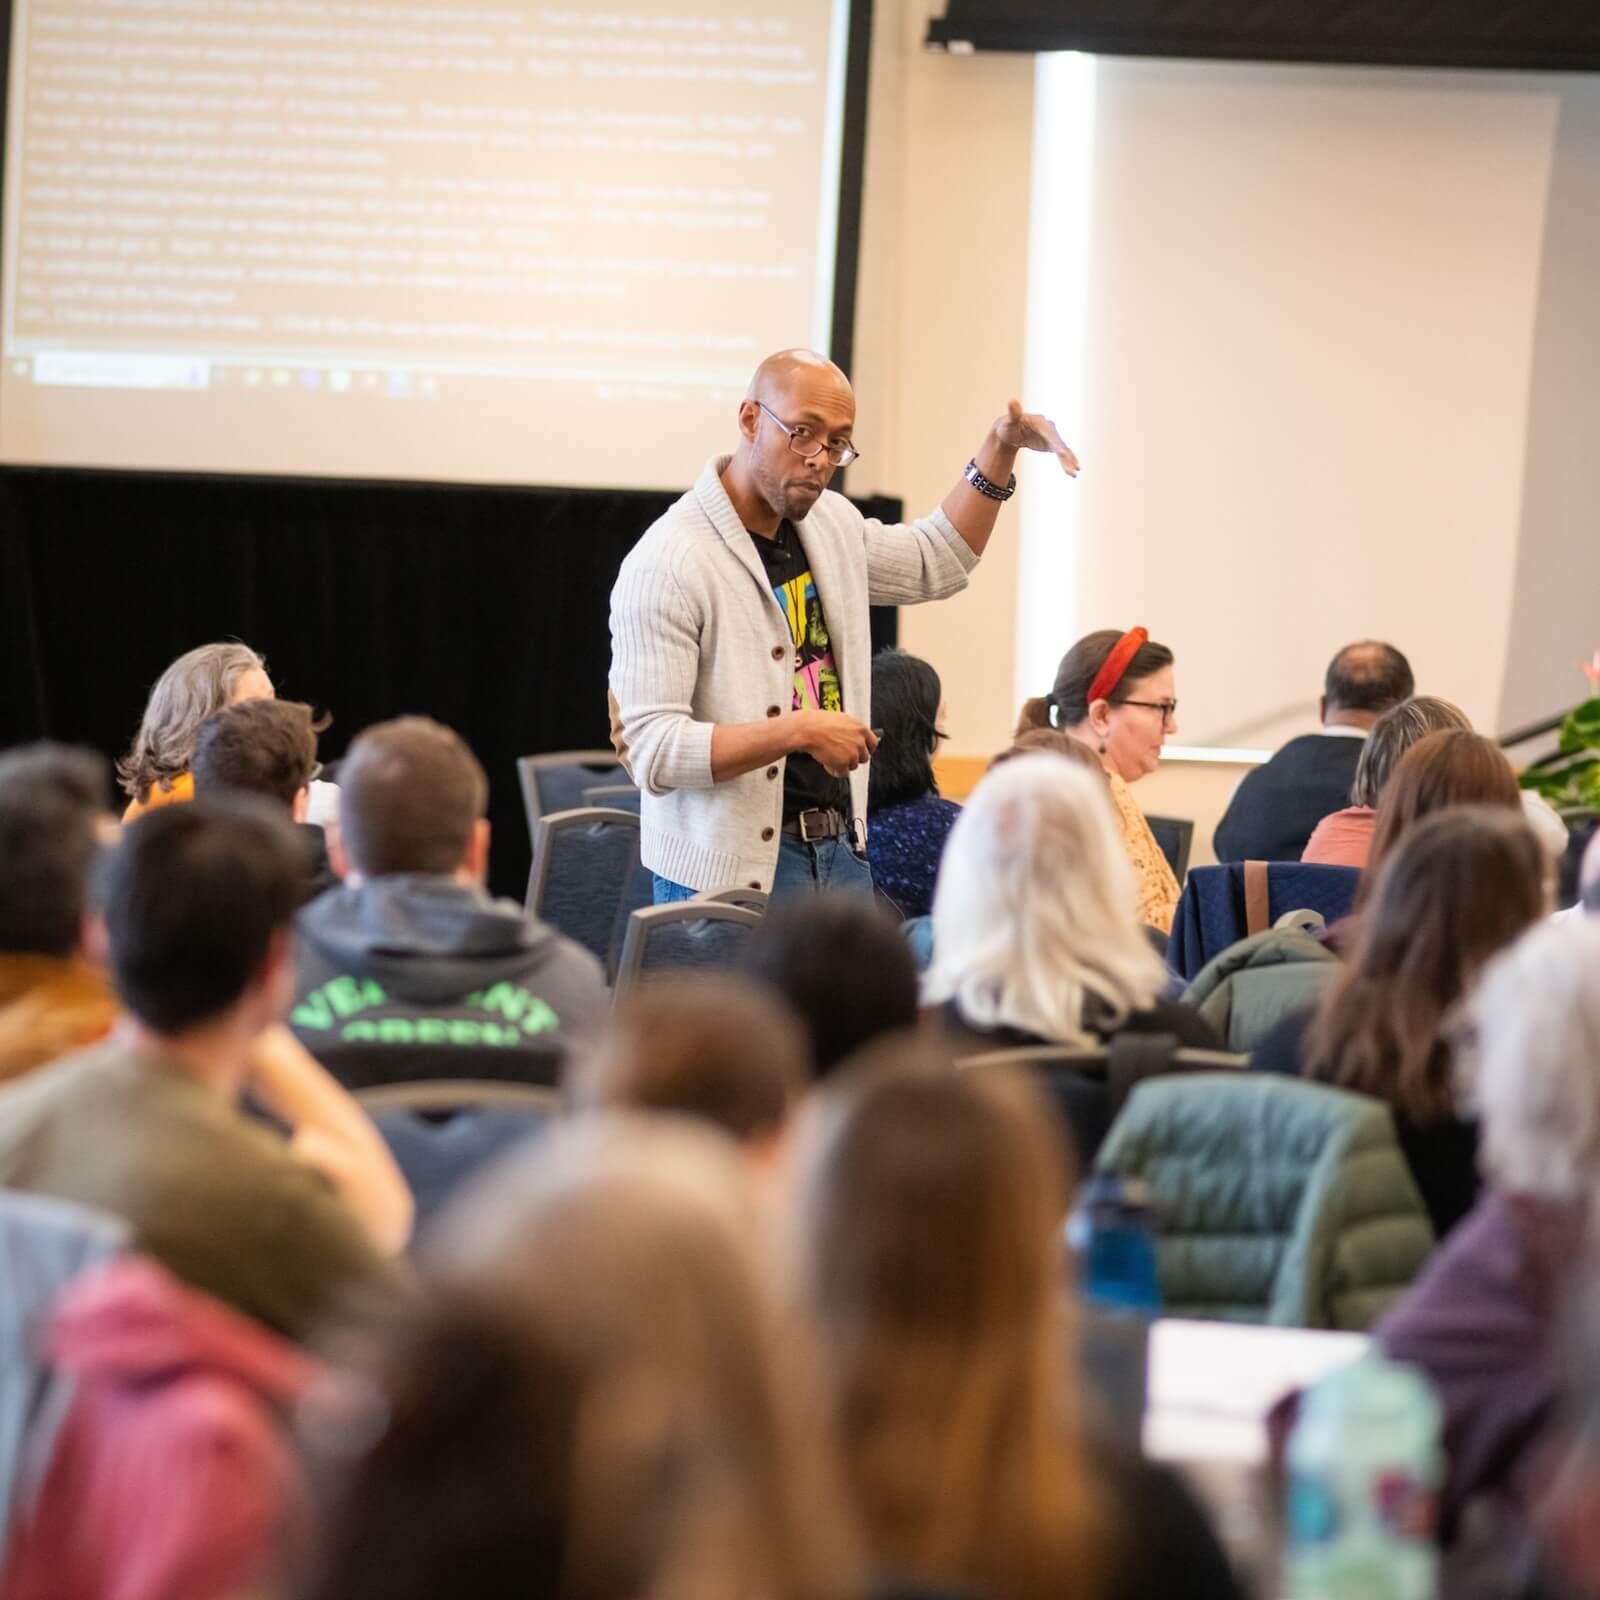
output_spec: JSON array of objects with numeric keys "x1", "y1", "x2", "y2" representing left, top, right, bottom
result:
[
  {"x1": 742, "y1": 894, "x2": 921, "y2": 1078},
  {"x1": 1252, "y1": 807, "x2": 1547, "y2": 1237},
  {"x1": 1356, "y1": 729, "x2": 1523, "y2": 911},
  {"x1": 1301, "y1": 695, "x2": 1470, "y2": 866},
  {"x1": 988, "y1": 725, "x2": 1109, "y2": 777},
  {"x1": 926, "y1": 754, "x2": 1223, "y2": 1055},
  {"x1": 1215, "y1": 641, "x2": 1414, "y2": 863},
  {"x1": 0, "y1": 744, "x2": 120, "y2": 1082},
  {"x1": 0, "y1": 798, "x2": 405, "y2": 1337},
  {"x1": 118, "y1": 641, "x2": 273, "y2": 820},
  {"x1": 1376, "y1": 917, "x2": 1600, "y2": 1551},
  {"x1": 192, "y1": 697, "x2": 335, "y2": 900},
  {"x1": 303, "y1": 1117, "x2": 858, "y2": 1600},
  {"x1": 564, "y1": 976, "x2": 807, "y2": 1180},
  {"x1": 291, "y1": 717, "x2": 606, "y2": 1076},
  {"x1": 789, "y1": 1049, "x2": 1243, "y2": 1600},
  {"x1": 1017, "y1": 626, "x2": 1182, "y2": 931},
  {"x1": 2, "y1": 1257, "x2": 318, "y2": 1600},
  {"x1": 864, "y1": 649, "x2": 960, "y2": 919}
]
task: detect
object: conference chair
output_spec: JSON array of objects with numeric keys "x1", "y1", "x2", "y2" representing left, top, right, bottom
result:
[
  {"x1": 581, "y1": 781, "x2": 641, "y2": 813},
  {"x1": 959, "y1": 1039, "x2": 1246, "y2": 1169},
  {"x1": 693, "y1": 885, "x2": 770, "y2": 913},
  {"x1": 526, "y1": 806, "x2": 652, "y2": 981},
  {"x1": 355, "y1": 1080, "x2": 561, "y2": 1240},
  {"x1": 1166, "y1": 862, "x2": 1362, "y2": 983},
  {"x1": 517, "y1": 751, "x2": 629, "y2": 843},
  {"x1": 305, "y1": 1027, "x2": 568, "y2": 1094},
  {"x1": 612, "y1": 902, "x2": 764, "y2": 1001},
  {"x1": 1145, "y1": 814, "x2": 1195, "y2": 884},
  {"x1": 1094, "y1": 1074, "x2": 1433, "y2": 1330}
]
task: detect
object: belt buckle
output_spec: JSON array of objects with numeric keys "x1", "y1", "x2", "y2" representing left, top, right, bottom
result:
[{"x1": 798, "y1": 808, "x2": 821, "y2": 843}]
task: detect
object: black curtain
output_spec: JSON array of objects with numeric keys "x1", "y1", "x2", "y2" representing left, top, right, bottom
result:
[{"x1": 0, "y1": 468, "x2": 901, "y2": 901}]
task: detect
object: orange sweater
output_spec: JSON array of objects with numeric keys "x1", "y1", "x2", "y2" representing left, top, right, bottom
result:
[
  {"x1": 0, "y1": 955, "x2": 120, "y2": 1084},
  {"x1": 122, "y1": 771, "x2": 195, "y2": 824}
]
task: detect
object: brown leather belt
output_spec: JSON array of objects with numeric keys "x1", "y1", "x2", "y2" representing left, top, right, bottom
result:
[{"x1": 782, "y1": 807, "x2": 849, "y2": 843}]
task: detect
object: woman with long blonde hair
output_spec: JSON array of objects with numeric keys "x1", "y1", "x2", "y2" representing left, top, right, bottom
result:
[{"x1": 788, "y1": 1050, "x2": 1242, "y2": 1600}]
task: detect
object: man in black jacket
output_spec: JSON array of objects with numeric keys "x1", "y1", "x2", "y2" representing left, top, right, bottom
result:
[{"x1": 1213, "y1": 642, "x2": 1414, "y2": 863}]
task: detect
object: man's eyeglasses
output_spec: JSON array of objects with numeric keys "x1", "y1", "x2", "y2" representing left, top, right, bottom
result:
[
  {"x1": 1118, "y1": 699, "x2": 1179, "y2": 727},
  {"x1": 758, "y1": 401, "x2": 860, "y2": 468}
]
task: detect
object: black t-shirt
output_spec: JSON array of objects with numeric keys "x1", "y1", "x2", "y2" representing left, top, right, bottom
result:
[{"x1": 750, "y1": 521, "x2": 851, "y2": 822}]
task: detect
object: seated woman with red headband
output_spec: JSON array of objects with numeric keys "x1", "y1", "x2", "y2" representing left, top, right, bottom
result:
[{"x1": 1017, "y1": 627, "x2": 1182, "y2": 933}]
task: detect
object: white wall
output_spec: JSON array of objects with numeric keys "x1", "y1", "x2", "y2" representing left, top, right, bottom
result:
[{"x1": 853, "y1": 10, "x2": 1600, "y2": 810}]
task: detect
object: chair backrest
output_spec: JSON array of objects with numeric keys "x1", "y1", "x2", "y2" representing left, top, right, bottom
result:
[
  {"x1": 303, "y1": 1031, "x2": 568, "y2": 1094},
  {"x1": 516, "y1": 751, "x2": 628, "y2": 843},
  {"x1": 693, "y1": 885, "x2": 771, "y2": 913},
  {"x1": 959, "y1": 1039, "x2": 1246, "y2": 1169},
  {"x1": 1145, "y1": 814, "x2": 1195, "y2": 883},
  {"x1": 355, "y1": 1080, "x2": 560, "y2": 1239},
  {"x1": 582, "y1": 782, "x2": 641, "y2": 813},
  {"x1": 612, "y1": 902, "x2": 764, "y2": 1001},
  {"x1": 1167, "y1": 862, "x2": 1363, "y2": 983},
  {"x1": 1095, "y1": 1074, "x2": 1434, "y2": 1330},
  {"x1": 526, "y1": 806, "x2": 649, "y2": 980},
  {"x1": 0, "y1": 1194, "x2": 130, "y2": 1551}
]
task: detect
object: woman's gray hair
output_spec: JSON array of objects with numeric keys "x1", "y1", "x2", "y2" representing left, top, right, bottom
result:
[
  {"x1": 116, "y1": 641, "x2": 267, "y2": 802},
  {"x1": 1459, "y1": 917, "x2": 1600, "y2": 1203},
  {"x1": 924, "y1": 753, "x2": 1167, "y2": 1044},
  {"x1": 1350, "y1": 696, "x2": 1473, "y2": 809}
]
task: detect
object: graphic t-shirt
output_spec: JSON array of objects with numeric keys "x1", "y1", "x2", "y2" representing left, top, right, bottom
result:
[{"x1": 751, "y1": 521, "x2": 851, "y2": 822}]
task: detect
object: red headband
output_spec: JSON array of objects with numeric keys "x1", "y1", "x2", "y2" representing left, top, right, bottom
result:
[{"x1": 1086, "y1": 627, "x2": 1149, "y2": 707}]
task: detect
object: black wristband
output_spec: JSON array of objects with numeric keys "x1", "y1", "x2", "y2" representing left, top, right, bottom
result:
[{"x1": 964, "y1": 459, "x2": 1017, "y2": 502}]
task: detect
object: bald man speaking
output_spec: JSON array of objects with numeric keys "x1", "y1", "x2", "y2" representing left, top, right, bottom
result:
[{"x1": 609, "y1": 350, "x2": 1078, "y2": 901}]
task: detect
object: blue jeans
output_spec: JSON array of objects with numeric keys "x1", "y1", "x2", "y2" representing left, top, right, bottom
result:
[{"x1": 653, "y1": 833, "x2": 874, "y2": 904}]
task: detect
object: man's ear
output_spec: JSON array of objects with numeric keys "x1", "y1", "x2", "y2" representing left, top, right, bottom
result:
[
  {"x1": 1318, "y1": 695, "x2": 1328, "y2": 725},
  {"x1": 291, "y1": 786, "x2": 311, "y2": 824},
  {"x1": 737, "y1": 398, "x2": 762, "y2": 445},
  {"x1": 254, "y1": 927, "x2": 296, "y2": 1022},
  {"x1": 462, "y1": 818, "x2": 491, "y2": 884},
  {"x1": 327, "y1": 822, "x2": 352, "y2": 881}
]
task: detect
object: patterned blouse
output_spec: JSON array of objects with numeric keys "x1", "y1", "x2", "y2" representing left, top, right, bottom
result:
[
  {"x1": 866, "y1": 794, "x2": 963, "y2": 920},
  {"x1": 1107, "y1": 772, "x2": 1181, "y2": 934}
]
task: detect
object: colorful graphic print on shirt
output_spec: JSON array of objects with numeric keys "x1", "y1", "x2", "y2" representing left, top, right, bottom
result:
[{"x1": 774, "y1": 569, "x2": 841, "y2": 714}]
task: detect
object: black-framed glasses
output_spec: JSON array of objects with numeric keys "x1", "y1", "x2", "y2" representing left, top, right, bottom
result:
[
  {"x1": 1117, "y1": 698, "x2": 1179, "y2": 727},
  {"x1": 758, "y1": 401, "x2": 860, "y2": 468}
]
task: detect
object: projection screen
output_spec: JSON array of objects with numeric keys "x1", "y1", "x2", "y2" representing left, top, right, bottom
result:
[{"x1": 0, "y1": 0, "x2": 857, "y2": 487}]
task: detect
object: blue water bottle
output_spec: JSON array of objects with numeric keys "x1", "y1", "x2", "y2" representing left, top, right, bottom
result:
[{"x1": 1067, "y1": 1172, "x2": 1163, "y2": 1314}]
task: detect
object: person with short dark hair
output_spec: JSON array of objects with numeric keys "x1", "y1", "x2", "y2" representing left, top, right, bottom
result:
[
  {"x1": 1214, "y1": 640, "x2": 1415, "y2": 863},
  {"x1": 741, "y1": 894, "x2": 921, "y2": 1078},
  {"x1": 292, "y1": 717, "x2": 606, "y2": 1080},
  {"x1": 564, "y1": 976, "x2": 807, "y2": 1169},
  {"x1": 863, "y1": 649, "x2": 961, "y2": 919},
  {"x1": 192, "y1": 698, "x2": 334, "y2": 901},
  {"x1": 0, "y1": 799, "x2": 403, "y2": 1338},
  {"x1": 0, "y1": 744, "x2": 121, "y2": 1082}
]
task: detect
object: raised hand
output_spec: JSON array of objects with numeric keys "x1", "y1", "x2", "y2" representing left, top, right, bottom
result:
[{"x1": 993, "y1": 399, "x2": 1080, "y2": 476}]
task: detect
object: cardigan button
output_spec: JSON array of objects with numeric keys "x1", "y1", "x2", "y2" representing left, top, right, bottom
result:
[
  {"x1": 771, "y1": 644, "x2": 785, "y2": 661},
  {"x1": 766, "y1": 766, "x2": 779, "y2": 780},
  {"x1": 766, "y1": 705, "x2": 781, "y2": 718},
  {"x1": 748, "y1": 882, "x2": 761, "y2": 890},
  {"x1": 761, "y1": 826, "x2": 775, "y2": 842}
]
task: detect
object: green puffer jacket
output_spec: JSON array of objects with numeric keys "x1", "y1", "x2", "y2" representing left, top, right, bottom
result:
[
  {"x1": 1095, "y1": 1073, "x2": 1435, "y2": 1331},
  {"x1": 1181, "y1": 928, "x2": 1340, "y2": 1055}
]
